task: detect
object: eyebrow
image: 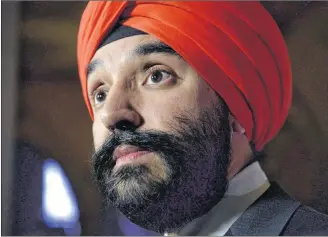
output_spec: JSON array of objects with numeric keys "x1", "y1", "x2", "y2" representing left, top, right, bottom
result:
[
  {"x1": 87, "y1": 59, "x2": 103, "y2": 77},
  {"x1": 86, "y1": 42, "x2": 180, "y2": 78},
  {"x1": 134, "y1": 41, "x2": 180, "y2": 57}
]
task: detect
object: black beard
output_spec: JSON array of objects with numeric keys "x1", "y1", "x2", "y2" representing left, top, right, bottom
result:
[
  {"x1": 92, "y1": 103, "x2": 231, "y2": 233},
  {"x1": 93, "y1": 129, "x2": 185, "y2": 207}
]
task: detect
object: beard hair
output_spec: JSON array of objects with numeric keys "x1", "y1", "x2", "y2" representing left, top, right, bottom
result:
[
  {"x1": 92, "y1": 128, "x2": 184, "y2": 207},
  {"x1": 104, "y1": 165, "x2": 167, "y2": 206},
  {"x1": 92, "y1": 102, "x2": 231, "y2": 233}
]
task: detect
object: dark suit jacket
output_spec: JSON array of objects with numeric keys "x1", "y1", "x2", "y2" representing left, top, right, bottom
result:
[{"x1": 226, "y1": 183, "x2": 328, "y2": 236}]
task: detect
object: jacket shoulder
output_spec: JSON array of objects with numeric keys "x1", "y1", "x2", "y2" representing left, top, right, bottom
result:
[{"x1": 282, "y1": 205, "x2": 328, "y2": 235}]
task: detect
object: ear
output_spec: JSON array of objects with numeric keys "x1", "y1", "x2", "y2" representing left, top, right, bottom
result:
[
  {"x1": 229, "y1": 114, "x2": 246, "y2": 134},
  {"x1": 227, "y1": 115, "x2": 252, "y2": 179}
]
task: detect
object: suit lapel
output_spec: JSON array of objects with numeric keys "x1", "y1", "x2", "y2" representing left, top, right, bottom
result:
[
  {"x1": 228, "y1": 183, "x2": 301, "y2": 236},
  {"x1": 224, "y1": 229, "x2": 233, "y2": 236}
]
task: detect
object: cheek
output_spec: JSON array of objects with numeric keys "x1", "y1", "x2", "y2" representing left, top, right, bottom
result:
[
  {"x1": 139, "y1": 78, "x2": 219, "y2": 131},
  {"x1": 139, "y1": 91, "x2": 194, "y2": 132},
  {"x1": 193, "y1": 77, "x2": 220, "y2": 109},
  {"x1": 92, "y1": 120, "x2": 110, "y2": 151}
]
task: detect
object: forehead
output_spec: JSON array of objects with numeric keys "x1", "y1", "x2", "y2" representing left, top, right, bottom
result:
[{"x1": 92, "y1": 34, "x2": 163, "y2": 62}]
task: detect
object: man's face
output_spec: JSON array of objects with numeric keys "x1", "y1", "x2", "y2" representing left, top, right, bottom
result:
[{"x1": 88, "y1": 34, "x2": 231, "y2": 233}]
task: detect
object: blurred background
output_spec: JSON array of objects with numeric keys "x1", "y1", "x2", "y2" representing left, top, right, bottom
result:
[{"x1": 2, "y1": 1, "x2": 328, "y2": 236}]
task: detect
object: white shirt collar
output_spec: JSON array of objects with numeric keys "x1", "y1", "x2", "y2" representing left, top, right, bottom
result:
[
  {"x1": 165, "y1": 161, "x2": 270, "y2": 236},
  {"x1": 226, "y1": 161, "x2": 269, "y2": 196}
]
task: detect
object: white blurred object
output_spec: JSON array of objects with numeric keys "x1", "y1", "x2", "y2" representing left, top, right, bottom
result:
[{"x1": 42, "y1": 158, "x2": 81, "y2": 235}]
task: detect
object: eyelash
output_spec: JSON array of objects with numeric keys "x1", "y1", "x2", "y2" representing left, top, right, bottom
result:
[
  {"x1": 88, "y1": 81, "x2": 103, "y2": 95},
  {"x1": 147, "y1": 65, "x2": 168, "y2": 73},
  {"x1": 143, "y1": 65, "x2": 176, "y2": 81},
  {"x1": 144, "y1": 62, "x2": 173, "y2": 73}
]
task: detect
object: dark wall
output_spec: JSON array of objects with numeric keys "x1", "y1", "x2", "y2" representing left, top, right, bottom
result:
[
  {"x1": 263, "y1": 3, "x2": 328, "y2": 214},
  {"x1": 2, "y1": 2, "x2": 20, "y2": 235}
]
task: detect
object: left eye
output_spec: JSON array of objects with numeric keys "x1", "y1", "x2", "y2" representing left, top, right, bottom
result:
[{"x1": 145, "y1": 70, "x2": 173, "y2": 85}]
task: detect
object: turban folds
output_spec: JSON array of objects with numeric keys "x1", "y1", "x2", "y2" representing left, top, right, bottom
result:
[{"x1": 77, "y1": 1, "x2": 292, "y2": 151}]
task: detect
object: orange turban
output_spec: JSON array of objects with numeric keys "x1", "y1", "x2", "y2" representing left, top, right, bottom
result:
[{"x1": 77, "y1": 1, "x2": 292, "y2": 151}]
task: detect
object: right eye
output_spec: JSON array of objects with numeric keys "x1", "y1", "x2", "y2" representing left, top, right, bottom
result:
[{"x1": 94, "y1": 90, "x2": 107, "y2": 105}]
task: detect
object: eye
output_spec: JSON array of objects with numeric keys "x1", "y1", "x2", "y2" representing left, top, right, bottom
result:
[
  {"x1": 144, "y1": 70, "x2": 173, "y2": 85},
  {"x1": 94, "y1": 90, "x2": 107, "y2": 105}
]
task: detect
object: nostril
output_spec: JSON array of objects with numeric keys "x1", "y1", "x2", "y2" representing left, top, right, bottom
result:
[{"x1": 114, "y1": 120, "x2": 137, "y2": 132}]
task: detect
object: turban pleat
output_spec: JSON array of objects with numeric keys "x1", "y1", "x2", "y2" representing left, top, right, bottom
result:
[{"x1": 77, "y1": 1, "x2": 292, "y2": 150}]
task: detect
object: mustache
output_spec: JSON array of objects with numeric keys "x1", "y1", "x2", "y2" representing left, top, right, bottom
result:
[{"x1": 92, "y1": 129, "x2": 186, "y2": 182}]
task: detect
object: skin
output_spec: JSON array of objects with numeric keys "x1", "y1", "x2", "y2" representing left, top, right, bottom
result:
[{"x1": 87, "y1": 34, "x2": 253, "y2": 232}]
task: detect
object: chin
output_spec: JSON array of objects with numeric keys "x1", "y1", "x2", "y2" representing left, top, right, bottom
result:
[{"x1": 105, "y1": 155, "x2": 171, "y2": 206}]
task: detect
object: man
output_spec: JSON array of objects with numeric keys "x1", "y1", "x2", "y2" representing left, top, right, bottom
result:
[{"x1": 77, "y1": 1, "x2": 328, "y2": 235}]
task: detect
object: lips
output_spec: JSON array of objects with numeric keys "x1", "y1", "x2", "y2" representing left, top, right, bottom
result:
[{"x1": 113, "y1": 145, "x2": 148, "y2": 161}]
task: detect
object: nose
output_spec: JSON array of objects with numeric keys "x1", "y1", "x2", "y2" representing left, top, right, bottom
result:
[
  {"x1": 101, "y1": 109, "x2": 141, "y2": 132},
  {"x1": 100, "y1": 90, "x2": 142, "y2": 132}
]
